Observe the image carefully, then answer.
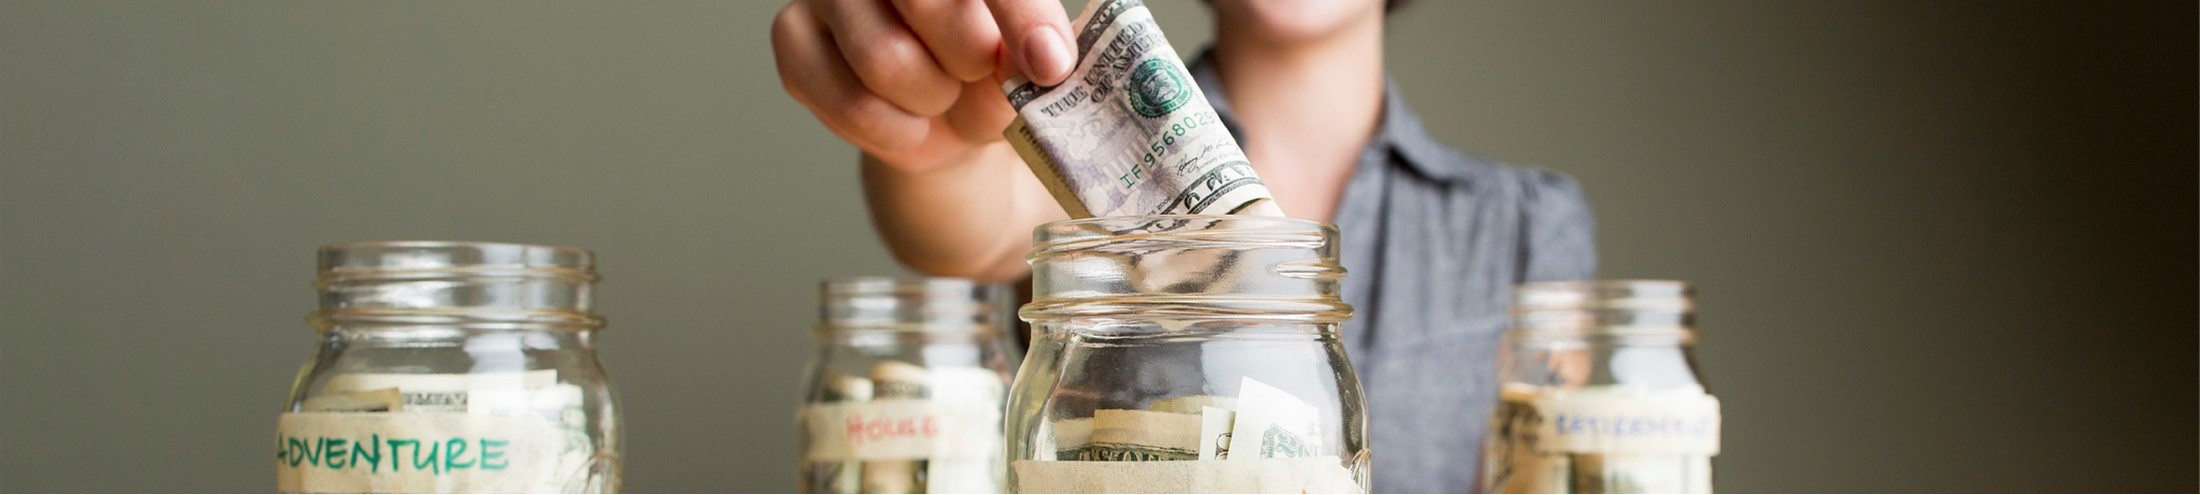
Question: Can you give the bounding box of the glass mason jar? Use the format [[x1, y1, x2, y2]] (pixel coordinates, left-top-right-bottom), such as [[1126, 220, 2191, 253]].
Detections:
[[1005, 215, 1370, 494], [797, 277, 1014, 494], [1482, 280, 1720, 494], [277, 241, 622, 493]]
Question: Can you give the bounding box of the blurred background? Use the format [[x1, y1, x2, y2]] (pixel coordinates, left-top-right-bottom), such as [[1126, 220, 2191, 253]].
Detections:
[[2, 0, 2192, 492]]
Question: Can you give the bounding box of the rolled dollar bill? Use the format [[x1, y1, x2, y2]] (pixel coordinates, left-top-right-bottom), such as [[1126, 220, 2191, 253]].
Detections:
[[827, 372, 877, 401], [1047, 418, 1096, 461], [864, 361, 928, 494], [815, 372, 873, 494], [922, 366, 1007, 494], [1001, 0, 1283, 218], [322, 369, 560, 413], [300, 388, 403, 413], [1147, 394, 1237, 415], [1078, 409, 1203, 462], [1197, 405, 1236, 461]]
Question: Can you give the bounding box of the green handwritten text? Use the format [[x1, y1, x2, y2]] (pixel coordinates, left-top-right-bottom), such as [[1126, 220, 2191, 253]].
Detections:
[[277, 434, 512, 475]]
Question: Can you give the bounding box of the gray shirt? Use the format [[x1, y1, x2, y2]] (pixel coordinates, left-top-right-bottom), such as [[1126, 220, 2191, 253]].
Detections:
[[1192, 53, 1599, 493]]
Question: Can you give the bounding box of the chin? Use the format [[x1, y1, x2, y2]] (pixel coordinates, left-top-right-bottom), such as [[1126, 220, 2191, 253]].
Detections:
[[1213, 0, 1385, 43]]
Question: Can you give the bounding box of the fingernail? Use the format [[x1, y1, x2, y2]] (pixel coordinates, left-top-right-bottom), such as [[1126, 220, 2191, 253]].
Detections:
[[1021, 26, 1072, 83]]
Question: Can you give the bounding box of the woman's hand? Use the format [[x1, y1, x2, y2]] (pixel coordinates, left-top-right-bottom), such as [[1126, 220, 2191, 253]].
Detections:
[[770, 0, 1080, 280], [772, 0, 1076, 173]]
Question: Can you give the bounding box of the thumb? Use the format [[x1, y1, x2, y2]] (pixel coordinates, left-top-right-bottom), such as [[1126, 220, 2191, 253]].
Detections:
[[984, 0, 1075, 86]]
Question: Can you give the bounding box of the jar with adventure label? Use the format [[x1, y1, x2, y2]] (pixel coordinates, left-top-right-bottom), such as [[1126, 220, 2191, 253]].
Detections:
[[277, 241, 621, 493], [797, 277, 1014, 494], [1005, 215, 1370, 494], [1482, 281, 1720, 494]]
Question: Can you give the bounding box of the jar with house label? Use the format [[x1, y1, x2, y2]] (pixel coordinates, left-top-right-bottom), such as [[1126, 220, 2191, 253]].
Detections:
[[1482, 280, 1720, 494], [797, 277, 1014, 494], [1005, 215, 1370, 494], [276, 241, 621, 493]]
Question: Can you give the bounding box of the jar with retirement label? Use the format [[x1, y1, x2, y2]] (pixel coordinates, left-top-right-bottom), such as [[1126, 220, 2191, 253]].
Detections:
[[797, 277, 1014, 494], [1005, 215, 1370, 494], [1482, 281, 1720, 494], [277, 241, 621, 493]]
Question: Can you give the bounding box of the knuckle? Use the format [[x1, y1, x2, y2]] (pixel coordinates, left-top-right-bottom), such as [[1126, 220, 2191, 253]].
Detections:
[[939, 55, 993, 82], [848, 34, 928, 87], [769, 6, 809, 56], [771, 3, 804, 35]]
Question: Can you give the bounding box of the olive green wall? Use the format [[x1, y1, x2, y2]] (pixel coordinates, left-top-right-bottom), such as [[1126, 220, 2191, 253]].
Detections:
[[2, 1, 2191, 492]]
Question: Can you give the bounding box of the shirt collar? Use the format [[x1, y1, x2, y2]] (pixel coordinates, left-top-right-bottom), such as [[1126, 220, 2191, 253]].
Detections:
[[1188, 48, 1478, 184]]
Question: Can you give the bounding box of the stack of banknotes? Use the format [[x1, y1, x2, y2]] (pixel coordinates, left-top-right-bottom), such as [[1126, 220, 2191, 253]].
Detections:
[[1011, 377, 1358, 493]]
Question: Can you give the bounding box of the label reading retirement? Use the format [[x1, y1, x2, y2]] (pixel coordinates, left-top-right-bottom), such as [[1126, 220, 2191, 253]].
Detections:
[[1530, 393, 1722, 455]]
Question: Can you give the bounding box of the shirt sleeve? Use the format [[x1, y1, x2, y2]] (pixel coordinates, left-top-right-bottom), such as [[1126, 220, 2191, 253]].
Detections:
[[1517, 168, 1598, 282]]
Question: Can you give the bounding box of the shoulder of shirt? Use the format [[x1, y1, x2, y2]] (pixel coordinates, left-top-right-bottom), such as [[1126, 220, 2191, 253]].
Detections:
[[1378, 80, 1583, 204], [1188, 48, 1578, 197]]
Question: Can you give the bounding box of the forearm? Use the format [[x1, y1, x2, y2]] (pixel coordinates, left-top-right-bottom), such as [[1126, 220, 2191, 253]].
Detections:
[[860, 143, 1060, 281]]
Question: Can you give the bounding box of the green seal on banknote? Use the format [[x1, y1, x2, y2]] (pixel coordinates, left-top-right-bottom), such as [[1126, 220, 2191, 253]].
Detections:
[[1127, 58, 1193, 118], [1260, 424, 1307, 458]]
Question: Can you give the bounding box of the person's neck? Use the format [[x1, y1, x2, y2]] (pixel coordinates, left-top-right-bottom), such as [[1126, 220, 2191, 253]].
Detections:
[[1212, 16, 1386, 220]]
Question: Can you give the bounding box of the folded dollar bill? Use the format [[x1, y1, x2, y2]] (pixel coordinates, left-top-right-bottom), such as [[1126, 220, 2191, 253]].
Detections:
[[1226, 377, 1317, 461], [1001, 0, 1283, 218], [1080, 409, 1202, 461]]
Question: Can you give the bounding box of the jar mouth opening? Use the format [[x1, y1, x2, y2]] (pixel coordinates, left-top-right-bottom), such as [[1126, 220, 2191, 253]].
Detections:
[[817, 276, 1004, 332], [1506, 327, 1698, 347], [315, 240, 600, 316], [317, 241, 597, 281], [812, 323, 1001, 339], [1025, 215, 1350, 322], [1028, 215, 1337, 260], [1033, 214, 1333, 228], [820, 276, 990, 297], [1512, 279, 1695, 340], [310, 309, 604, 330], [1515, 279, 1692, 311], [1019, 295, 1353, 323]]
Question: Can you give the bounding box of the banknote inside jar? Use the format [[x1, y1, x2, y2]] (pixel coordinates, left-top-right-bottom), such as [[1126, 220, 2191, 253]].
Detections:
[[799, 361, 1008, 494], [1011, 375, 1361, 494], [280, 370, 603, 493]]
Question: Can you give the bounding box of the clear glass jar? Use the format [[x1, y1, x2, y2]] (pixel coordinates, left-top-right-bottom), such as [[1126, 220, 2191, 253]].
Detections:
[[797, 277, 1014, 494], [1005, 215, 1370, 494], [277, 241, 621, 493], [1482, 280, 1720, 494]]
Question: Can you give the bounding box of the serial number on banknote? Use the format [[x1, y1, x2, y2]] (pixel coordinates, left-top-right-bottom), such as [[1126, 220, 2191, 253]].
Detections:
[[1126, 111, 1225, 188]]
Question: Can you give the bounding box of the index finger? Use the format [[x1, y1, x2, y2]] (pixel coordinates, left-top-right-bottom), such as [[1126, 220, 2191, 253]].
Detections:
[[983, 0, 1073, 86], [889, 0, 1002, 83]]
